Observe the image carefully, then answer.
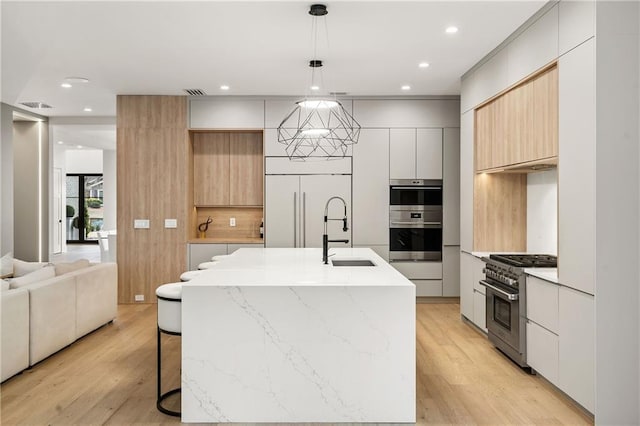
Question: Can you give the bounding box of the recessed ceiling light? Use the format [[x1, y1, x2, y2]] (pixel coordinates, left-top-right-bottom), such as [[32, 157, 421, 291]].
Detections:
[[419, 62, 430, 68], [401, 85, 411, 91], [57, 141, 64, 145], [310, 85, 320, 91], [77, 145, 83, 149], [61, 83, 72, 88], [83, 107, 92, 112], [220, 85, 230, 91], [64, 77, 89, 84], [446, 26, 458, 34]]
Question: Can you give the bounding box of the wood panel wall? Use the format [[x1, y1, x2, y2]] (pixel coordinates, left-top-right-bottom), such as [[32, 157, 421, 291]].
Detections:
[[473, 173, 527, 251], [117, 96, 189, 303]]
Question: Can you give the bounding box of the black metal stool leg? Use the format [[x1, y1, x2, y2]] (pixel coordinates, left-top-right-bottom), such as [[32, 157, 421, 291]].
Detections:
[[156, 326, 181, 417]]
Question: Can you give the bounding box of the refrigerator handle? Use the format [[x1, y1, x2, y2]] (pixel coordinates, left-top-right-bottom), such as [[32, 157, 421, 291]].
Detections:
[[302, 192, 307, 247], [293, 192, 297, 248]]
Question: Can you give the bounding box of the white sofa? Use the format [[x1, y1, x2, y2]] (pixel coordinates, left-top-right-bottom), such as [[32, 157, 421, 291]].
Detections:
[[1, 262, 117, 382]]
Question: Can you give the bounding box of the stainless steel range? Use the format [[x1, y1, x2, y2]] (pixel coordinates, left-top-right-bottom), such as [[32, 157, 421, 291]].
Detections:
[[480, 254, 557, 367]]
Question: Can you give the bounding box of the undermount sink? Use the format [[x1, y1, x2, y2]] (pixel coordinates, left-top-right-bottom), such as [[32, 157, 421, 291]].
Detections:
[[331, 259, 376, 267]]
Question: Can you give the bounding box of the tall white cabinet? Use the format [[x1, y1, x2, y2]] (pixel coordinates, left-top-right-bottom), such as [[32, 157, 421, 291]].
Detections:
[[265, 174, 352, 249], [390, 129, 443, 180], [352, 129, 389, 259]]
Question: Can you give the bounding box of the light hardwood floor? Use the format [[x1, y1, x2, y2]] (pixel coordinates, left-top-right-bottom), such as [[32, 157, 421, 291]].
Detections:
[[0, 302, 593, 425]]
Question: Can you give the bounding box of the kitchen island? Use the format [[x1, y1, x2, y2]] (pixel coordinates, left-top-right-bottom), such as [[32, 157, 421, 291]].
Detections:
[[181, 247, 415, 423]]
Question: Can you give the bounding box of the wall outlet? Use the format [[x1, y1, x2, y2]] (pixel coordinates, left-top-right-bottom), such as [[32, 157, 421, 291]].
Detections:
[[134, 294, 144, 302], [134, 219, 150, 229], [230, 217, 236, 227], [164, 218, 177, 228]]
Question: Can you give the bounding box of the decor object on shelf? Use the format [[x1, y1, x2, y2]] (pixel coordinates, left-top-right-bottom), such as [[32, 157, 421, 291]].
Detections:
[[276, 4, 360, 161], [198, 216, 213, 239]]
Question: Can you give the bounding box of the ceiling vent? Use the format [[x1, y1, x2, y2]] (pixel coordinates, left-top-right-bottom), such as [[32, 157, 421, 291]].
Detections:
[[329, 92, 348, 96], [184, 89, 207, 96], [20, 102, 52, 109]]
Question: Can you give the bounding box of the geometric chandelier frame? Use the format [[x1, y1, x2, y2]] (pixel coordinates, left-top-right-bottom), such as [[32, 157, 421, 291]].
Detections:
[[276, 4, 361, 161]]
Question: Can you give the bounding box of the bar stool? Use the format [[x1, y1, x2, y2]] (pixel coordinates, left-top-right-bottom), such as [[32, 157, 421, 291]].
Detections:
[[180, 270, 204, 282], [156, 282, 182, 417], [197, 260, 219, 270]]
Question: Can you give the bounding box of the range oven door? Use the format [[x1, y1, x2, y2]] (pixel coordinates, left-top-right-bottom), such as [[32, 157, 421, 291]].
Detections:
[[481, 279, 520, 352]]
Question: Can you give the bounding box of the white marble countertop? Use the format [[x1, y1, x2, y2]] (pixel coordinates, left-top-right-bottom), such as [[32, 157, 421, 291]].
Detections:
[[187, 247, 412, 287], [524, 267, 559, 284]]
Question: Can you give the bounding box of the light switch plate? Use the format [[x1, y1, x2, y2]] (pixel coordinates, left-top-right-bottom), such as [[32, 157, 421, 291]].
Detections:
[[230, 217, 236, 227], [134, 294, 144, 302], [134, 219, 150, 229], [165, 219, 177, 228]]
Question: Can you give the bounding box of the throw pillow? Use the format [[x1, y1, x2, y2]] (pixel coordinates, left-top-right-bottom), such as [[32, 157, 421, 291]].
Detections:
[[54, 259, 91, 276], [1, 252, 12, 276], [1, 280, 10, 291], [8, 266, 56, 289], [13, 259, 48, 277]]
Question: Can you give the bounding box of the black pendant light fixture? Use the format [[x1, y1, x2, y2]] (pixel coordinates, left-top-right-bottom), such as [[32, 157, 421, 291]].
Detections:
[[276, 4, 361, 161]]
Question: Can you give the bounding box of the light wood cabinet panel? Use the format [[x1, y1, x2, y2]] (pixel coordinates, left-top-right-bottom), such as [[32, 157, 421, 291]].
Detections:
[[474, 105, 493, 171], [229, 133, 263, 206], [116, 95, 189, 304], [193, 133, 229, 206], [532, 67, 558, 160], [390, 129, 416, 179], [473, 173, 526, 251], [505, 80, 534, 165]]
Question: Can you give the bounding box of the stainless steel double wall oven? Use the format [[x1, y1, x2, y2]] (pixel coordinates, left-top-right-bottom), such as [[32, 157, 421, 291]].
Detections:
[[389, 179, 442, 261]]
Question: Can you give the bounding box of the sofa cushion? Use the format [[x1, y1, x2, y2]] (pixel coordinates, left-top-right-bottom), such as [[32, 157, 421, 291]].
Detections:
[[8, 266, 56, 289], [13, 259, 48, 277], [1, 280, 10, 292], [54, 259, 91, 276]]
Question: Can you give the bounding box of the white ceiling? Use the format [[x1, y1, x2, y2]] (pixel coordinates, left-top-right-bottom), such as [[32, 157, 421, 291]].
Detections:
[[52, 124, 117, 151], [2, 0, 546, 119]]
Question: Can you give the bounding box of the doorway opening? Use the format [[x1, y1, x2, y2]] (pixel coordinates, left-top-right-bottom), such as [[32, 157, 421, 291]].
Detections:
[[66, 174, 103, 244]]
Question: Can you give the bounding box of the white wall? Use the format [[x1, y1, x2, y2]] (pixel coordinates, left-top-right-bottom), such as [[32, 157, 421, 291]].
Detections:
[[65, 149, 103, 174], [1, 104, 13, 256], [102, 150, 116, 230], [52, 144, 67, 254], [526, 170, 557, 255]]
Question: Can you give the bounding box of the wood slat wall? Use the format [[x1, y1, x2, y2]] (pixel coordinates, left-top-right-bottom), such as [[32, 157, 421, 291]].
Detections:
[[117, 95, 189, 303], [473, 173, 527, 251], [193, 132, 230, 206], [229, 132, 264, 206]]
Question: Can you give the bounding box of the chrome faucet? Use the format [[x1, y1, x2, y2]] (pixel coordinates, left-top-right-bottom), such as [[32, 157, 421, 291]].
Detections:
[[323, 196, 349, 264]]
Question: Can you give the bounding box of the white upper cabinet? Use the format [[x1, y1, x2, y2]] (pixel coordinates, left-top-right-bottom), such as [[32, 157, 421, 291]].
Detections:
[[352, 129, 389, 246], [416, 129, 443, 180], [558, 38, 595, 295], [265, 99, 354, 129], [390, 129, 443, 180], [353, 100, 459, 128], [189, 99, 264, 129], [461, 48, 509, 113], [559, 0, 595, 56], [443, 128, 460, 246], [389, 129, 416, 179], [506, 4, 559, 87]]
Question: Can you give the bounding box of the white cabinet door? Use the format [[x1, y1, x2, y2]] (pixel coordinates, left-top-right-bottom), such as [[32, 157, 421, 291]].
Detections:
[[459, 112, 474, 252], [443, 128, 460, 246], [389, 129, 416, 179], [473, 289, 487, 331], [190, 99, 264, 129], [228, 243, 264, 254], [416, 129, 443, 180], [526, 276, 559, 333], [558, 0, 594, 56], [526, 320, 559, 386], [559, 286, 594, 413], [300, 175, 352, 248], [558, 38, 595, 295], [265, 175, 300, 248], [460, 252, 474, 320], [188, 244, 228, 270], [352, 129, 389, 246], [442, 246, 460, 297], [414, 280, 442, 297]]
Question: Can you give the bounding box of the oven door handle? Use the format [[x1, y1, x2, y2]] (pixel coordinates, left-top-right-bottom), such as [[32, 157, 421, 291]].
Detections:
[[479, 280, 519, 301], [390, 186, 441, 190], [390, 221, 442, 226]]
